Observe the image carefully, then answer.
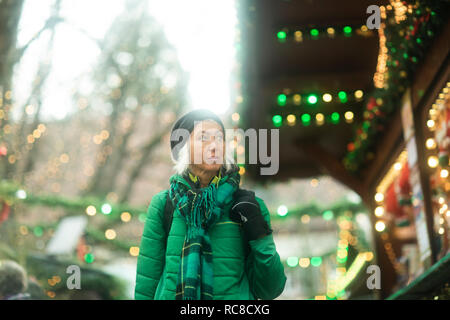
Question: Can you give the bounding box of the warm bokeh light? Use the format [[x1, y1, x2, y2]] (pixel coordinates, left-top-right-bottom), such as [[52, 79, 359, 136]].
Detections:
[[374, 192, 384, 202], [86, 205, 97, 216], [427, 156, 438, 168], [375, 221, 386, 232], [105, 229, 117, 240], [322, 93, 332, 102]]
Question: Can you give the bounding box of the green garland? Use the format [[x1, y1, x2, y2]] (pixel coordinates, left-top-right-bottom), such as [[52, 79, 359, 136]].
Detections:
[[0, 179, 148, 223], [276, 23, 376, 43], [17, 221, 138, 254], [343, 0, 449, 173], [270, 198, 366, 221]]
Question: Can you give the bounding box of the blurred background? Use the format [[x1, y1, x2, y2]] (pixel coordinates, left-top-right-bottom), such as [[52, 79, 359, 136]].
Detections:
[[0, 0, 449, 300]]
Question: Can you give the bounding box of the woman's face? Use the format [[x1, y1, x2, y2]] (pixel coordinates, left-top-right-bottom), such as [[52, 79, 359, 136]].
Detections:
[[189, 120, 225, 173]]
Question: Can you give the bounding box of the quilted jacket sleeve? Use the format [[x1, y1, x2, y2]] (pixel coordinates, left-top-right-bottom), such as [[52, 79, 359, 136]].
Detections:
[[245, 197, 287, 300], [134, 190, 168, 300]]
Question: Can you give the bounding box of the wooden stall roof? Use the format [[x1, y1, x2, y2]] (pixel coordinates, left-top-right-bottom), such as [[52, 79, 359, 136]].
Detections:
[[239, 0, 388, 187]]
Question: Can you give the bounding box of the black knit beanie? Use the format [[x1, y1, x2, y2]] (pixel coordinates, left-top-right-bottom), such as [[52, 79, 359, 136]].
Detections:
[[170, 109, 225, 161]]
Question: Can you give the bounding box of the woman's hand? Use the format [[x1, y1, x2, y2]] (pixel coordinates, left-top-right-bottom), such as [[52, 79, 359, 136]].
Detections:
[[230, 189, 272, 241]]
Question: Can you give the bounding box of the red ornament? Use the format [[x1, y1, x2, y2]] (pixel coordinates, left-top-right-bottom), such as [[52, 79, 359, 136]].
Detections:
[[0, 201, 11, 226], [347, 143, 355, 152], [76, 236, 89, 262], [385, 183, 402, 217], [367, 97, 377, 111], [396, 163, 412, 204], [0, 145, 7, 157]]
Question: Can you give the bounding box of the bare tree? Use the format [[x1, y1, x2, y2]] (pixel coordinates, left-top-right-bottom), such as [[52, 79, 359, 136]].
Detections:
[[15, 1, 62, 184], [79, 0, 188, 200], [0, 0, 63, 180]]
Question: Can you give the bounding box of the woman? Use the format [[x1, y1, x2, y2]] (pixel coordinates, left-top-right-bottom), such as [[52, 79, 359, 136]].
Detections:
[[135, 109, 286, 300]]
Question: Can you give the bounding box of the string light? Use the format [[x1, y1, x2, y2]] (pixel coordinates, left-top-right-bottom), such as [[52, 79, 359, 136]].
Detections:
[[294, 31, 303, 42], [16, 189, 27, 199], [101, 203, 112, 215], [299, 258, 310, 268], [425, 138, 436, 149], [121, 211, 131, 222], [301, 113, 311, 125], [338, 91, 347, 103], [374, 193, 384, 202], [301, 214, 310, 224], [343, 26, 352, 36], [374, 7, 388, 88], [375, 220, 386, 232], [277, 205, 288, 217], [354, 90, 364, 99], [316, 113, 325, 126], [105, 229, 117, 240], [287, 256, 299, 267], [310, 257, 322, 267], [307, 94, 318, 105], [322, 93, 332, 102], [277, 94, 287, 106], [86, 205, 97, 216], [331, 112, 340, 123], [275, 90, 364, 106], [84, 253, 95, 264], [272, 115, 282, 127], [374, 206, 384, 217], [365, 252, 374, 261], [286, 114, 296, 126], [129, 246, 139, 256], [323, 210, 334, 221], [344, 111, 354, 123], [277, 24, 374, 43], [427, 156, 438, 168], [277, 30, 287, 41], [390, 0, 408, 23], [310, 29, 319, 37]]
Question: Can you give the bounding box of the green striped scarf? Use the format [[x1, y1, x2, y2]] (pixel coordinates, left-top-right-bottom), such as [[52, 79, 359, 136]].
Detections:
[[169, 166, 240, 300]]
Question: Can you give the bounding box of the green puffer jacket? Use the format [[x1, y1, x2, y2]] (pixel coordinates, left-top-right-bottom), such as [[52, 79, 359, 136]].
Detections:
[[134, 187, 287, 300]]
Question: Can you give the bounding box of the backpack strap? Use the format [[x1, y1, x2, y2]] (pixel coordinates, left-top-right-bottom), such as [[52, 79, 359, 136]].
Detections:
[[162, 191, 174, 238]]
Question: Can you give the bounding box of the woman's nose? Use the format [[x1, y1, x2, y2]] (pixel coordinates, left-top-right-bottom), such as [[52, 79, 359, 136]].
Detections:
[[207, 141, 217, 152]]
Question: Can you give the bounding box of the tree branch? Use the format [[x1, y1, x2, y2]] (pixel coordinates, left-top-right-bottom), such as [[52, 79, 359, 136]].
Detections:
[[15, 16, 65, 63]]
